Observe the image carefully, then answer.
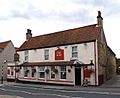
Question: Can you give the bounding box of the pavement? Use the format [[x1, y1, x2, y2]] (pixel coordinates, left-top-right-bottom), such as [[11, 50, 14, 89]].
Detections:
[[0, 95, 22, 98], [100, 75, 120, 88], [0, 75, 120, 98]]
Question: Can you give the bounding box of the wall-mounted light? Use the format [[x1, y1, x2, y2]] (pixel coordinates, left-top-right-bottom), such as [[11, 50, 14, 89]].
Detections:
[[84, 43, 88, 46], [90, 60, 94, 66], [57, 46, 60, 49]]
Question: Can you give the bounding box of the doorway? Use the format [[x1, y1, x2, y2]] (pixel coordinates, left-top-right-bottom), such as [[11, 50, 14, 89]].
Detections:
[[75, 67, 81, 85]]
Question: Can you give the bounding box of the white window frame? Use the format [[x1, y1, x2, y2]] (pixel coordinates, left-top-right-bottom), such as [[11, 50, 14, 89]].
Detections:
[[31, 67, 36, 77], [72, 46, 78, 59], [44, 49, 49, 60], [39, 66, 45, 78], [24, 67, 28, 77], [10, 67, 14, 76], [51, 66, 55, 79], [24, 50, 29, 62], [60, 66, 67, 79]]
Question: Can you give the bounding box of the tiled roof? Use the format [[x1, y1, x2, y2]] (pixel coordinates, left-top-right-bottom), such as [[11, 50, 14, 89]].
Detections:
[[0, 40, 11, 49], [18, 24, 101, 51]]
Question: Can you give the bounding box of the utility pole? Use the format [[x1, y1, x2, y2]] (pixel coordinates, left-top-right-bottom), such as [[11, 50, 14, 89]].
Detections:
[[14, 53, 19, 82], [1, 64, 3, 84], [1, 60, 7, 84]]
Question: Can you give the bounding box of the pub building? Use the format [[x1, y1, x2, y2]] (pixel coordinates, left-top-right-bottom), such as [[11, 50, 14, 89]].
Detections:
[[7, 11, 116, 86]]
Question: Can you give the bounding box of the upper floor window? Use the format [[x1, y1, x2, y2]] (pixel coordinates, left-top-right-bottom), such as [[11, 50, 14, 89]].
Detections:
[[72, 46, 78, 58], [24, 50, 29, 62], [44, 49, 49, 60]]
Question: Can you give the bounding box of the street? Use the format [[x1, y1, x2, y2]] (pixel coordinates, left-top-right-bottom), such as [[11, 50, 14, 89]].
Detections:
[[0, 83, 120, 98]]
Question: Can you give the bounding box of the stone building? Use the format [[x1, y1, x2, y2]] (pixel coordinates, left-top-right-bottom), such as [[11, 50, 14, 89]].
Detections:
[[0, 40, 15, 81]]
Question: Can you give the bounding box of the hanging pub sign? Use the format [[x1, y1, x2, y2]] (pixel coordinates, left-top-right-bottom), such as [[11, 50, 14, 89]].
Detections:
[[55, 48, 64, 60], [14, 52, 19, 62]]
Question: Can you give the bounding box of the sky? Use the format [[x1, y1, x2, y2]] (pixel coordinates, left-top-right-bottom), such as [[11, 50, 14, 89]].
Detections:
[[0, 0, 120, 58]]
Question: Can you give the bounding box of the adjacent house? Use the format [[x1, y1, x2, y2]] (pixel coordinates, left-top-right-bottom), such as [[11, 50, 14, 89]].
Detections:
[[7, 11, 116, 86], [0, 40, 15, 81], [116, 58, 120, 74]]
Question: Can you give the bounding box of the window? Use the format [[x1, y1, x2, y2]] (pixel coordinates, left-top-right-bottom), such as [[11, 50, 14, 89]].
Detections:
[[24, 50, 29, 62], [31, 67, 36, 77], [51, 66, 55, 79], [44, 49, 49, 60], [39, 66, 45, 78], [72, 46, 78, 58], [24, 67, 29, 77], [60, 66, 66, 79], [11, 67, 14, 76]]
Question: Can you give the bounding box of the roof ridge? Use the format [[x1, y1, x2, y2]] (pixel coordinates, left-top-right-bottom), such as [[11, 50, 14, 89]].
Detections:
[[0, 40, 11, 44], [18, 23, 99, 51], [31, 24, 97, 39], [0, 40, 11, 49]]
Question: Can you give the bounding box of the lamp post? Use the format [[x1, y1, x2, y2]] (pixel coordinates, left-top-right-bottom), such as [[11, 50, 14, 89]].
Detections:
[[1, 64, 3, 84], [14, 53, 19, 82], [1, 60, 7, 84]]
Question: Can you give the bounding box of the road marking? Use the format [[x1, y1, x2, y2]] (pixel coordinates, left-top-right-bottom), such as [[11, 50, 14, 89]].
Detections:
[[0, 88, 72, 98], [2, 85, 120, 96]]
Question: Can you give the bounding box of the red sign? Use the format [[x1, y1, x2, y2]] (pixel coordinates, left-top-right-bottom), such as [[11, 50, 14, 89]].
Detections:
[[83, 67, 91, 78], [55, 49, 64, 60]]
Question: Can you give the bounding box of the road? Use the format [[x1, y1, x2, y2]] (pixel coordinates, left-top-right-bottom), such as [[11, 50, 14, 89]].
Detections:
[[0, 84, 120, 98]]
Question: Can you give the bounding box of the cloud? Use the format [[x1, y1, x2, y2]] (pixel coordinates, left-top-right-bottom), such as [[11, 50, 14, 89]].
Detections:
[[0, 0, 120, 57]]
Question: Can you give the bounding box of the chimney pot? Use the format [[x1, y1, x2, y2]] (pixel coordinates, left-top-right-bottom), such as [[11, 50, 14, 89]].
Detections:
[[26, 29, 32, 40], [97, 11, 103, 28]]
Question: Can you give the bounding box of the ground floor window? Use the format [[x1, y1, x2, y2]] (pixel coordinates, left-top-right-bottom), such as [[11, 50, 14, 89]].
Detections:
[[11, 67, 14, 76], [31, 67, 36, 77], [24, 67, 29, 77], [39, 66, 45, 78], [60, 66, 66, 79], [51, 66, 55, 79]]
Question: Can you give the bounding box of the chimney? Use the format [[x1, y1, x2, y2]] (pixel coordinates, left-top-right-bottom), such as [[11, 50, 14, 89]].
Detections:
[[26, 29, 32, 40], [97, 11, 103, 28]]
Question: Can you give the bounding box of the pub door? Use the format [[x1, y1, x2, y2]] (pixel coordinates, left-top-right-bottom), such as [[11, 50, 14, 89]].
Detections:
[[75, 67, 81, 85]]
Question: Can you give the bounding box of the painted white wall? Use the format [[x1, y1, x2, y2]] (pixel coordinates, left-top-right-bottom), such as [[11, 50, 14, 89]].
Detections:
[[18, 42, 95, 64], [17, 41, 97, 85]]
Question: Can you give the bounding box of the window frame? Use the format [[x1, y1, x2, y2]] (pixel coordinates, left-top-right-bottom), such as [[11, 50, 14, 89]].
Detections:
[[50, 66, 55, 79], [60, 66, 67, 79], [24, 67, 29, 77], [31, 67, 36, 77], [24, 50, 29, 62], [10, 67, 14, 76], [39, 66, 45, 78], [44, 49, 49, 60], [72, 46, 78, 58]]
